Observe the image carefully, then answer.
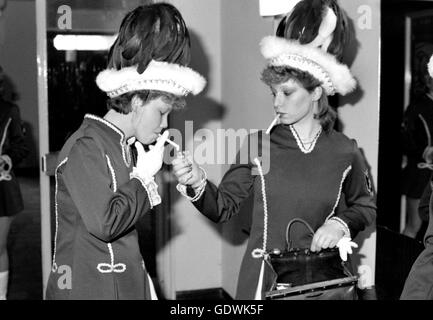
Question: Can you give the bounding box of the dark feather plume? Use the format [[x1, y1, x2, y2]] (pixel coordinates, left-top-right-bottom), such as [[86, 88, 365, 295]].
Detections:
[[277, 0, 323, 45], [276, 0, 350, 60], [326, 0, 349, 60], [108, 2, 191, 73]]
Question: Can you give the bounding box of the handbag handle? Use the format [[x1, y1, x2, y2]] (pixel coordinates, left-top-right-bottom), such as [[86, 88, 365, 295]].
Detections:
[[285, 218, 315, 250]]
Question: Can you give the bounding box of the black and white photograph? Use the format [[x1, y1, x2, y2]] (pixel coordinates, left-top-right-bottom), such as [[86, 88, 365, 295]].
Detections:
[[0, 0, 431, 312]]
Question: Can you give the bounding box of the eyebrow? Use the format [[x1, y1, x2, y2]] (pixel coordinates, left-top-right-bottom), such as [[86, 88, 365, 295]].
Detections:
[[272, 86, 295, 93], [279, 85, 295, 91]]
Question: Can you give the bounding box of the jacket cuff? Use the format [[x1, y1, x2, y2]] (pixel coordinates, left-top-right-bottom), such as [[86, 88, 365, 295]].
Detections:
[[130, 173, 161, 208], [176, 167, 207, 202], [326, 216, 351, 238]]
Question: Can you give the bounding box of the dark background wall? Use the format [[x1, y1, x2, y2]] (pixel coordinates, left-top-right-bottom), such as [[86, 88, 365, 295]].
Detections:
[[378, 0, 433, 231]]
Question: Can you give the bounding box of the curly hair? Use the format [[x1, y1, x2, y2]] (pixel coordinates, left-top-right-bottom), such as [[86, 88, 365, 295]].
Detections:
[[107, 90, 186, 114], [261, 66, 336, 132]]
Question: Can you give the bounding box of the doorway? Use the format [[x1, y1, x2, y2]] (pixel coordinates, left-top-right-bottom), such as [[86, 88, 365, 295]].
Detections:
[[376, 0, 433, 299]]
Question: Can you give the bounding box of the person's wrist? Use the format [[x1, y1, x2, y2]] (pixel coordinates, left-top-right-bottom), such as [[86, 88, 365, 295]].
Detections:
[[176, 167, 207, 202], [131, 167, 154, 183], [130, 172, 161, 208], [326, 217, 350, 238], [191, 167, 206, 189]]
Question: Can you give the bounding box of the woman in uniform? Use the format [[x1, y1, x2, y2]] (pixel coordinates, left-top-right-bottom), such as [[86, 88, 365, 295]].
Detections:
[[0, 65, 29, 300], [45, 3, 205, 300], [172, 0, 376, 299]]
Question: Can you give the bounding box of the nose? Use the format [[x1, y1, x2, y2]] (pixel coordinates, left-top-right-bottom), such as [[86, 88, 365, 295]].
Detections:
[[160, 114, 168, 129], [273, 92, 283, 110]]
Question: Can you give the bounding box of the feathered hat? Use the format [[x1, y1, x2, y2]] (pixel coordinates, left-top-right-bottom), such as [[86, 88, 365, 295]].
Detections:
[[96, 3, 206, 98], [260, 0, 356, 96]]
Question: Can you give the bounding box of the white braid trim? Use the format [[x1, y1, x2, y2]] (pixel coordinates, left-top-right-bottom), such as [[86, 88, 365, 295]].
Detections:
[[105, 155, 117, 192], [176, 167, 207, 202], [417, 114, 433, 170], [252, 158, 269, 301], [97, 243, 126, 274], [252, 158, 269, 259], [0, 117, 11, 153], [0, 155, 11, 167], [324, 165, 352, 238], [429, 55, 433, 78], [418, 114, 432, 147], [0, 117, 12, 182], [290, 125, 322, 154], [274, 54, 334, 95], [417, 162, 433, 170], [326, 165, 352, 221], [96, 60, 206, 98], [327, 216, 351, 238], [52, 157, 68, 273], [260, 36, 356, 96], [85, 114, 131, 167], [0, 155, 12, 181]]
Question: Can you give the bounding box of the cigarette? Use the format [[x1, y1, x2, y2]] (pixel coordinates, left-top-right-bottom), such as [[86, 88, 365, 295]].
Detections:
[[159, 134, 180, 151], [265, 114, 280, 135]]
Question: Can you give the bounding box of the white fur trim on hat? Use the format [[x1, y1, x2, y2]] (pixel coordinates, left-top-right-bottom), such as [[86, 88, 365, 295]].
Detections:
[[96, 60, 206, 98], [428, 55, 433, 78], [260, 36, 356, 96]]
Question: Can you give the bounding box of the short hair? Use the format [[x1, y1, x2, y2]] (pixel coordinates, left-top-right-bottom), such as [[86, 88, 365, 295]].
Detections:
[[107, 90, 186, 114], [261, 66, 337, 132]]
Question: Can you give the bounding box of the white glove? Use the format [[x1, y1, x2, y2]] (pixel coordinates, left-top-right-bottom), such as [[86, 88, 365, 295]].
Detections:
[[133, 131, 169, 181], [336, 237, 358, 262]]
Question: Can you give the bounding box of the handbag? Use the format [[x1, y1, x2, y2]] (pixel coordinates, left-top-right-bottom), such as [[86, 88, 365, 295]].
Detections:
[[264, 218, 358, 300]]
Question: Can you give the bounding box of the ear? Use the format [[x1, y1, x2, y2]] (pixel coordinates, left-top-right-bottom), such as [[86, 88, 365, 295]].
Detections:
[[131, 95, 142, 113], [312, 86, 323, 102]]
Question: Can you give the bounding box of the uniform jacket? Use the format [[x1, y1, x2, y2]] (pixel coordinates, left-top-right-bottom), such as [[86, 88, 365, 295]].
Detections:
[[192, 124, 377, 299], [45, 114, 156, 300]]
